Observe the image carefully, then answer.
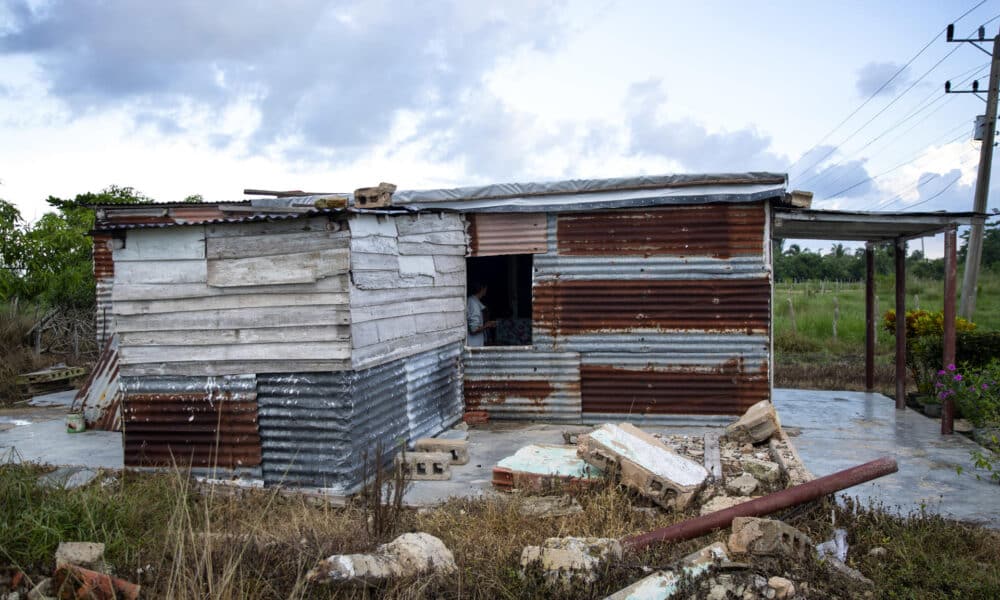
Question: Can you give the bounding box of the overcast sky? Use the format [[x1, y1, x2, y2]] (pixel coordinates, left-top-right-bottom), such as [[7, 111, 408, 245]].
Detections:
[[1, 1, 998, 255]]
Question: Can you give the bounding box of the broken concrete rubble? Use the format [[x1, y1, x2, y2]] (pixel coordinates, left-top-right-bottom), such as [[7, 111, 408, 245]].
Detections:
[[728, 517, 813, 558], [699, 495, 748, 516], [521, 537, 622, 586], [725, 400, 781, 444], [740, 457, 781, 484], [767, 576, 796, 599], [413, 437, 469, 465], [307, 532, 456, 586], [578, 423, 708, 510], [725, 473, 760, 496], [54, 542, 106, 571], [53, 564, 140, 600], [604, 542, 730, 600]]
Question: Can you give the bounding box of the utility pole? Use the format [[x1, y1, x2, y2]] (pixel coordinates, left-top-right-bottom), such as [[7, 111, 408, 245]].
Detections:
[[946, 24, 1000, 319]]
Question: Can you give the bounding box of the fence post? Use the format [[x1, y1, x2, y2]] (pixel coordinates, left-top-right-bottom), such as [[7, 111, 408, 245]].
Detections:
[[832, 296, 839, 341], [787, 297, 797, 333]]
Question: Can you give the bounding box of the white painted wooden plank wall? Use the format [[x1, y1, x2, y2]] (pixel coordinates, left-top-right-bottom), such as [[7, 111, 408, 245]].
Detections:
[[349, 213, 468, 370]]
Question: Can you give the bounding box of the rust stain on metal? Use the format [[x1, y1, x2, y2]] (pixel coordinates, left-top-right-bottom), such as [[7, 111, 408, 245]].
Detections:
[[534, 278, 770, 334], [123, 392, 261, 468], [557, 202, 765, 258], [92, 234, 115, 279], [467, 212, 547, 257], [464, 379, 556, 407], [580, 358, 769, 415], [74, 336, 122, 431]]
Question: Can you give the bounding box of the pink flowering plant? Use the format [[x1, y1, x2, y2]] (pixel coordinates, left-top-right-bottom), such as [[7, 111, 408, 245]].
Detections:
[[935, 360, 1000, 428]]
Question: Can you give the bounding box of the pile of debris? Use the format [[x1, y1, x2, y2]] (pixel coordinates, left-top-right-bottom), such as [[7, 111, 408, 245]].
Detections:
[[2, 542, 141, 600], [302, 400, 896, 597]]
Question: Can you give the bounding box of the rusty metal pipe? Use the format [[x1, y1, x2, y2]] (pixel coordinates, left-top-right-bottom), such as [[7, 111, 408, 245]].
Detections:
[[623, 456, 898, 551]]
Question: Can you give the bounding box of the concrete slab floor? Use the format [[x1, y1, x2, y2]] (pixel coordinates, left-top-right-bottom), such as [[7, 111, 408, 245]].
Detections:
[[2, 391, 997, 529], [0, 406, 123, 469], [773, 388, 1000, 528]]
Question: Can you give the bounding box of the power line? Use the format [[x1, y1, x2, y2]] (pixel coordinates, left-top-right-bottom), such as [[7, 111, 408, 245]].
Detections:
[[799, 61, 988, 190], [787, 1, 987, 175], [788, 3, 991, 177], [875, 144, 978, 210]]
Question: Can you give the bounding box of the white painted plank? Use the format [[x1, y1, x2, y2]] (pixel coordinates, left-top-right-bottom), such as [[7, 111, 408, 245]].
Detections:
[[206, 230, 349, 260], [206, 216, 336, 237], [397, 231, 466, 245], [114, 292, 350, 315], [112, 275, 349, 301], [351, 252, 399, 271], [395, 213, 464, 236], [352, 271, 434, 290], [119, 325, 350, 346], [115, 259, 207, 284], [207, 248, 348, 287], [433, 255, 466, 274], [433, 271, 466, 287], [414, 311, 465, 334], [351, 322, 380, 348], [121, 341, 351, 363], [121, 358, 353, 377], [116, 227, 206, 261], [375, 316, 418, 342], [399, 255, 435, 277], [350, 235, 398, 255], [351, 297, 464, 323], [398, 241, 466, 256], [351, 330, 465, 370], [349, 214, 398, 237], [115, 306, 350, 332], [349, 285, 464, 306]]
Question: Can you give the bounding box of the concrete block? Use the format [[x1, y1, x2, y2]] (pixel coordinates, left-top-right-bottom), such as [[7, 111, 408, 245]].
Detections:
[[768, 430, 814, 486], [493, 444, 603, 493], [605, 543, 728, 599], [699, 495, 747, 516], [520, 537, 622, 586], [725, 473, 759, 496], [55, 541, 105, 570], [577, 423, 708, 510], [413, 438, 469, 465], [725, 400, 781, 444], [307, 532, 456, 585], [728, 517, 813, 558], [394, 451, 452, 480], [740, 457, 781, 484]]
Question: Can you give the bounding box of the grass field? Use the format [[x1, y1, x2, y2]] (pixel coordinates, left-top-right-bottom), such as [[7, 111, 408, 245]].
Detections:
[[773, 268, 1000, 392]]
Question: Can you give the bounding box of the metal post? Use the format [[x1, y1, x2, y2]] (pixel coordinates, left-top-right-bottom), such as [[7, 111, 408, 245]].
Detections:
[[865, 244, 876, 392], [960, 33, 1000, 319], [623, 456, 899, 551], [943, 229, 958, 434], [895, 238, 907, 409]]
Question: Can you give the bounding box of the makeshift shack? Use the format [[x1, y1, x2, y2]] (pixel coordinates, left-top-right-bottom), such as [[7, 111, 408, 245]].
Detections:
[[82, 172, 802, 491]]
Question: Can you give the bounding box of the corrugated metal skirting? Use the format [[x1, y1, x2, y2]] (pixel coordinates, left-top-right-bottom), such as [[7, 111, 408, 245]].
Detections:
[[93, 234, 115, 346], [257, 342, 462, 492], [74, 335, 122, 431], [121, 374, 261, 472], [464, 348, 581, 421]]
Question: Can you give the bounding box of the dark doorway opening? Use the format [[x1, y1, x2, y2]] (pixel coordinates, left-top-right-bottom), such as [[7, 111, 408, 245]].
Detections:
[[466, 255, 533, 346]]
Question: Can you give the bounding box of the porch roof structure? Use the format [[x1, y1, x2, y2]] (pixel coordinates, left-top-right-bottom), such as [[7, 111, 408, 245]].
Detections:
[[772, 207, 990, 435]]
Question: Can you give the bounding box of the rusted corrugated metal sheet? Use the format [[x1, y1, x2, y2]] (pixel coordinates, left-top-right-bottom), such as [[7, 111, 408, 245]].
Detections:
[[580, 358, 769, 415], [93, 234, 115, 346], [463, 349, 581, 421], [467, 213, 547, 256], [257, 343, 463, 492], [74, 335, 122, 431], [534, 278, 770, 335], [122, 375, 261, 471], [556, 203, 765, 257]]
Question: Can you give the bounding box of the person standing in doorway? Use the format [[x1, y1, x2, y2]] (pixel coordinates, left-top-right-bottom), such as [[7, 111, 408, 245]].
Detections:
[[467, 281, 495, 346]]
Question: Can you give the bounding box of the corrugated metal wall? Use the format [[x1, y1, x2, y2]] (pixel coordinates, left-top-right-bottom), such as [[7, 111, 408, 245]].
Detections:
[[121, 374, 261, 472], [464, 202, 771, 419], [93, 234, 115, 346], [467, 213, 547, 256], [257, 342, 462, 492], [538, 203, 771, 416]]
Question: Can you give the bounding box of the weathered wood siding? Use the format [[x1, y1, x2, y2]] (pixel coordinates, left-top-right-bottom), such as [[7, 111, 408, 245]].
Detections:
[[113, 217, 352, 376], [349, 213, 467, 369]]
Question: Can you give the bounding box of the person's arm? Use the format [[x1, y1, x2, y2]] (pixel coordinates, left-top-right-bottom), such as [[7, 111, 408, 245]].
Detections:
[[467, 298, 484, 334]]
